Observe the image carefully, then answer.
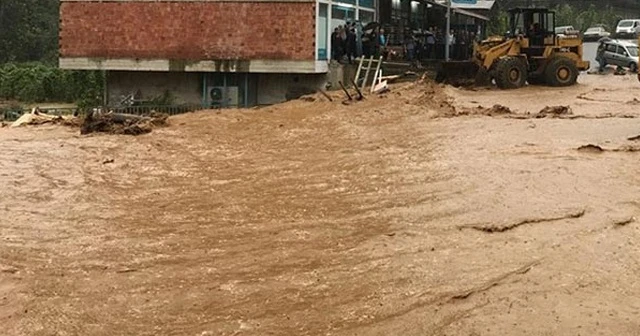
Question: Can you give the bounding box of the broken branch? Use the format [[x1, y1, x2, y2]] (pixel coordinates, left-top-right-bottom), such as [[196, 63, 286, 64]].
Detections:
[[449, 260, 540, 302], [459, 209, 586, 233]]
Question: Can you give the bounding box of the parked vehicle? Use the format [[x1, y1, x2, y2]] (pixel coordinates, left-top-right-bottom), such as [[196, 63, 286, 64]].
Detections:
[[583, 26, 611, 41], [615, 19, 640, 39], [596, 39, 639, 72], [555, 25, 579, 38]]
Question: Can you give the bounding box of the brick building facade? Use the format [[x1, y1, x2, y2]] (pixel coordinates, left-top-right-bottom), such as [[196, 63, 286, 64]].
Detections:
[[59, 0, 377, 107], [60, 2, 316, 61]]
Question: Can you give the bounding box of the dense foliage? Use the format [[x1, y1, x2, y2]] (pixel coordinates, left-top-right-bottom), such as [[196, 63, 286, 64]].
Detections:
[[0, 0, 58, 64], [553, 4, 621, 31], [0, 0, 103, 107], [0, 63, 104, 107], [487, 0, 640, 36]]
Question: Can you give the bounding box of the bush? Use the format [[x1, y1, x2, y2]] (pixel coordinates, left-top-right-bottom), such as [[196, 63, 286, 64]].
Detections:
[[0, 62, 103, 107]]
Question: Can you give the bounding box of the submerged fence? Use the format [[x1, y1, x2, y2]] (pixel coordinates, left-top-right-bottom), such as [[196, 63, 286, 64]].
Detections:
[[1, 104, 204, 122]]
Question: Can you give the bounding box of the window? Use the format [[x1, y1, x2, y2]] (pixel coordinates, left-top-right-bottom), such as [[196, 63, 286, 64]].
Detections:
[[545, 13, 554, 34], [359, 10, 375, 25], [606, 44, 617, 52], [619, 20, 633, 28], [512, 12, 524, 34], [628, 46, 638, 57], [332, 5, 356, 22], [318, 0, 377, 60], [616, 46, 629, 56], [360, 0, 375, 9], [317, 3, 328, 60]]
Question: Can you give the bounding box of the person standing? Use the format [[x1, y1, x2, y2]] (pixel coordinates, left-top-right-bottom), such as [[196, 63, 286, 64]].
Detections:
[[405, 35, 416, 65], [340, 25, 348, 61], [362, 26, 376, 58], [331, 27, 341, 61], [448, 29, 456, 60], [377, 28, 387, 59], [459, 30, 468, 60], [426, 28, 436, 59], [346, 24, 357, 64], [596, 40, 607, 73]]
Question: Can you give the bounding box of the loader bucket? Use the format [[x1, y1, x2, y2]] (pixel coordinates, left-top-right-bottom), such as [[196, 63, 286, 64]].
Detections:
[[435, 61, 490, 87]]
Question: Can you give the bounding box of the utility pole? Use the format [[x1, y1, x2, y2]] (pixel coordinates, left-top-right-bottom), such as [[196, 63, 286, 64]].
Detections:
[[445, 0, 451, 61]]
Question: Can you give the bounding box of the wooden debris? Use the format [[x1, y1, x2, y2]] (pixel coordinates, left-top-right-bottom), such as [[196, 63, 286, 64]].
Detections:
[[81, 111, 168, 136]]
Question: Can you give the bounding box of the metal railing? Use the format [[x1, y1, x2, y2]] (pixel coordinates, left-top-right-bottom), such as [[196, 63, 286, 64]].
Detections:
[[2, 109, 22, 122], [2, 104, 205, 122], [104, 104, 203, 116]]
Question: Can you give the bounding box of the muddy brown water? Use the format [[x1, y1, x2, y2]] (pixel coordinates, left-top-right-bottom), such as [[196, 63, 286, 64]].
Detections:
[[1, 75, 640, 335]]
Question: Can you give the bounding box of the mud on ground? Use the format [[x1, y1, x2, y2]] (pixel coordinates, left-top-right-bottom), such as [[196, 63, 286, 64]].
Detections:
[[1, 74, 640, 335]]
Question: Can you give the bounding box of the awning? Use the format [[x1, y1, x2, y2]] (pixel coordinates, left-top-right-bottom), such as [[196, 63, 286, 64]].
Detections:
[[452, 0, 495, 10], [426, 1, 490, 21], [453, 7, 489, 21], [432, 0, 495, 10], [426, 0, 447, 9]]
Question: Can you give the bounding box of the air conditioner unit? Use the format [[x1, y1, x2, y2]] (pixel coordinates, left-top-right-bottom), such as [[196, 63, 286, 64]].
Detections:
[[207, 86, 239, 107]]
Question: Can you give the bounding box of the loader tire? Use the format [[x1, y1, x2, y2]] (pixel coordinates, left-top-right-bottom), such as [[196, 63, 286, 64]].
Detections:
[[545, 57, 578, 87], [494, 57, 527, 89]]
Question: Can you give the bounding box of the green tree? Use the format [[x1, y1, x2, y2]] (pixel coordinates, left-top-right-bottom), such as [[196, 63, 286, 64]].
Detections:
[[0, 63, 104, 105], [0, 0, 58, 64], [0, 0, 105, 107], [553, 4, 575, 27], [487, 11, 510, 36]]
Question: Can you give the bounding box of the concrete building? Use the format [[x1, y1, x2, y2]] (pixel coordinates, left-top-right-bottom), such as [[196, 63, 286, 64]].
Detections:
[[59, 0, 493, 107], [59, 0, 377, 107]]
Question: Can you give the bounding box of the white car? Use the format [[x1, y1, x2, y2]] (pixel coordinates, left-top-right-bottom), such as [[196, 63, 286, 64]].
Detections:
[[583, 27, 611, 41], [615, 19, 640, 38], [555, 25, 579, 38]]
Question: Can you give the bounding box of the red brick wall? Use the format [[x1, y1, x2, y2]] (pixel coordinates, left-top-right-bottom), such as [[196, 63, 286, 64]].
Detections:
[[60, 2, 316, 61]]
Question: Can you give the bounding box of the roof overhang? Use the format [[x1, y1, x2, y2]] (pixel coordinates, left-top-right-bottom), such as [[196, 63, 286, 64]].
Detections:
[[432, 0, 495, 10], [453, 7, 489, 21], [453, 0, 495, 10], [428, 1, 491, 21]]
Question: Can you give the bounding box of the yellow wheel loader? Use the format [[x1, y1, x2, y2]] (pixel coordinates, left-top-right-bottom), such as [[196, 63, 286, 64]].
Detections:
[[436, 7, 590, 89]]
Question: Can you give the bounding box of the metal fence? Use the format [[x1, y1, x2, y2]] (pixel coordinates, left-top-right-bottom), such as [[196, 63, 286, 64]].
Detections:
[[104, 104, 203, 116], [1, 104, 204, 122], [2, 109, 23, 121]]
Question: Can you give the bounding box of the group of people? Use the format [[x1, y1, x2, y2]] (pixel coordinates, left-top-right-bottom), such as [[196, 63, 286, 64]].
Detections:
[[403, 27, 479, 64], [331, 23, 388, 63], [331, 23, 480, 64], [331, 23, 358, 63]]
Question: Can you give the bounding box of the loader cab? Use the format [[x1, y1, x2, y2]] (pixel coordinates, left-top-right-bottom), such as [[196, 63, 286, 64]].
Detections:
[[509, 8, 556, 49]]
